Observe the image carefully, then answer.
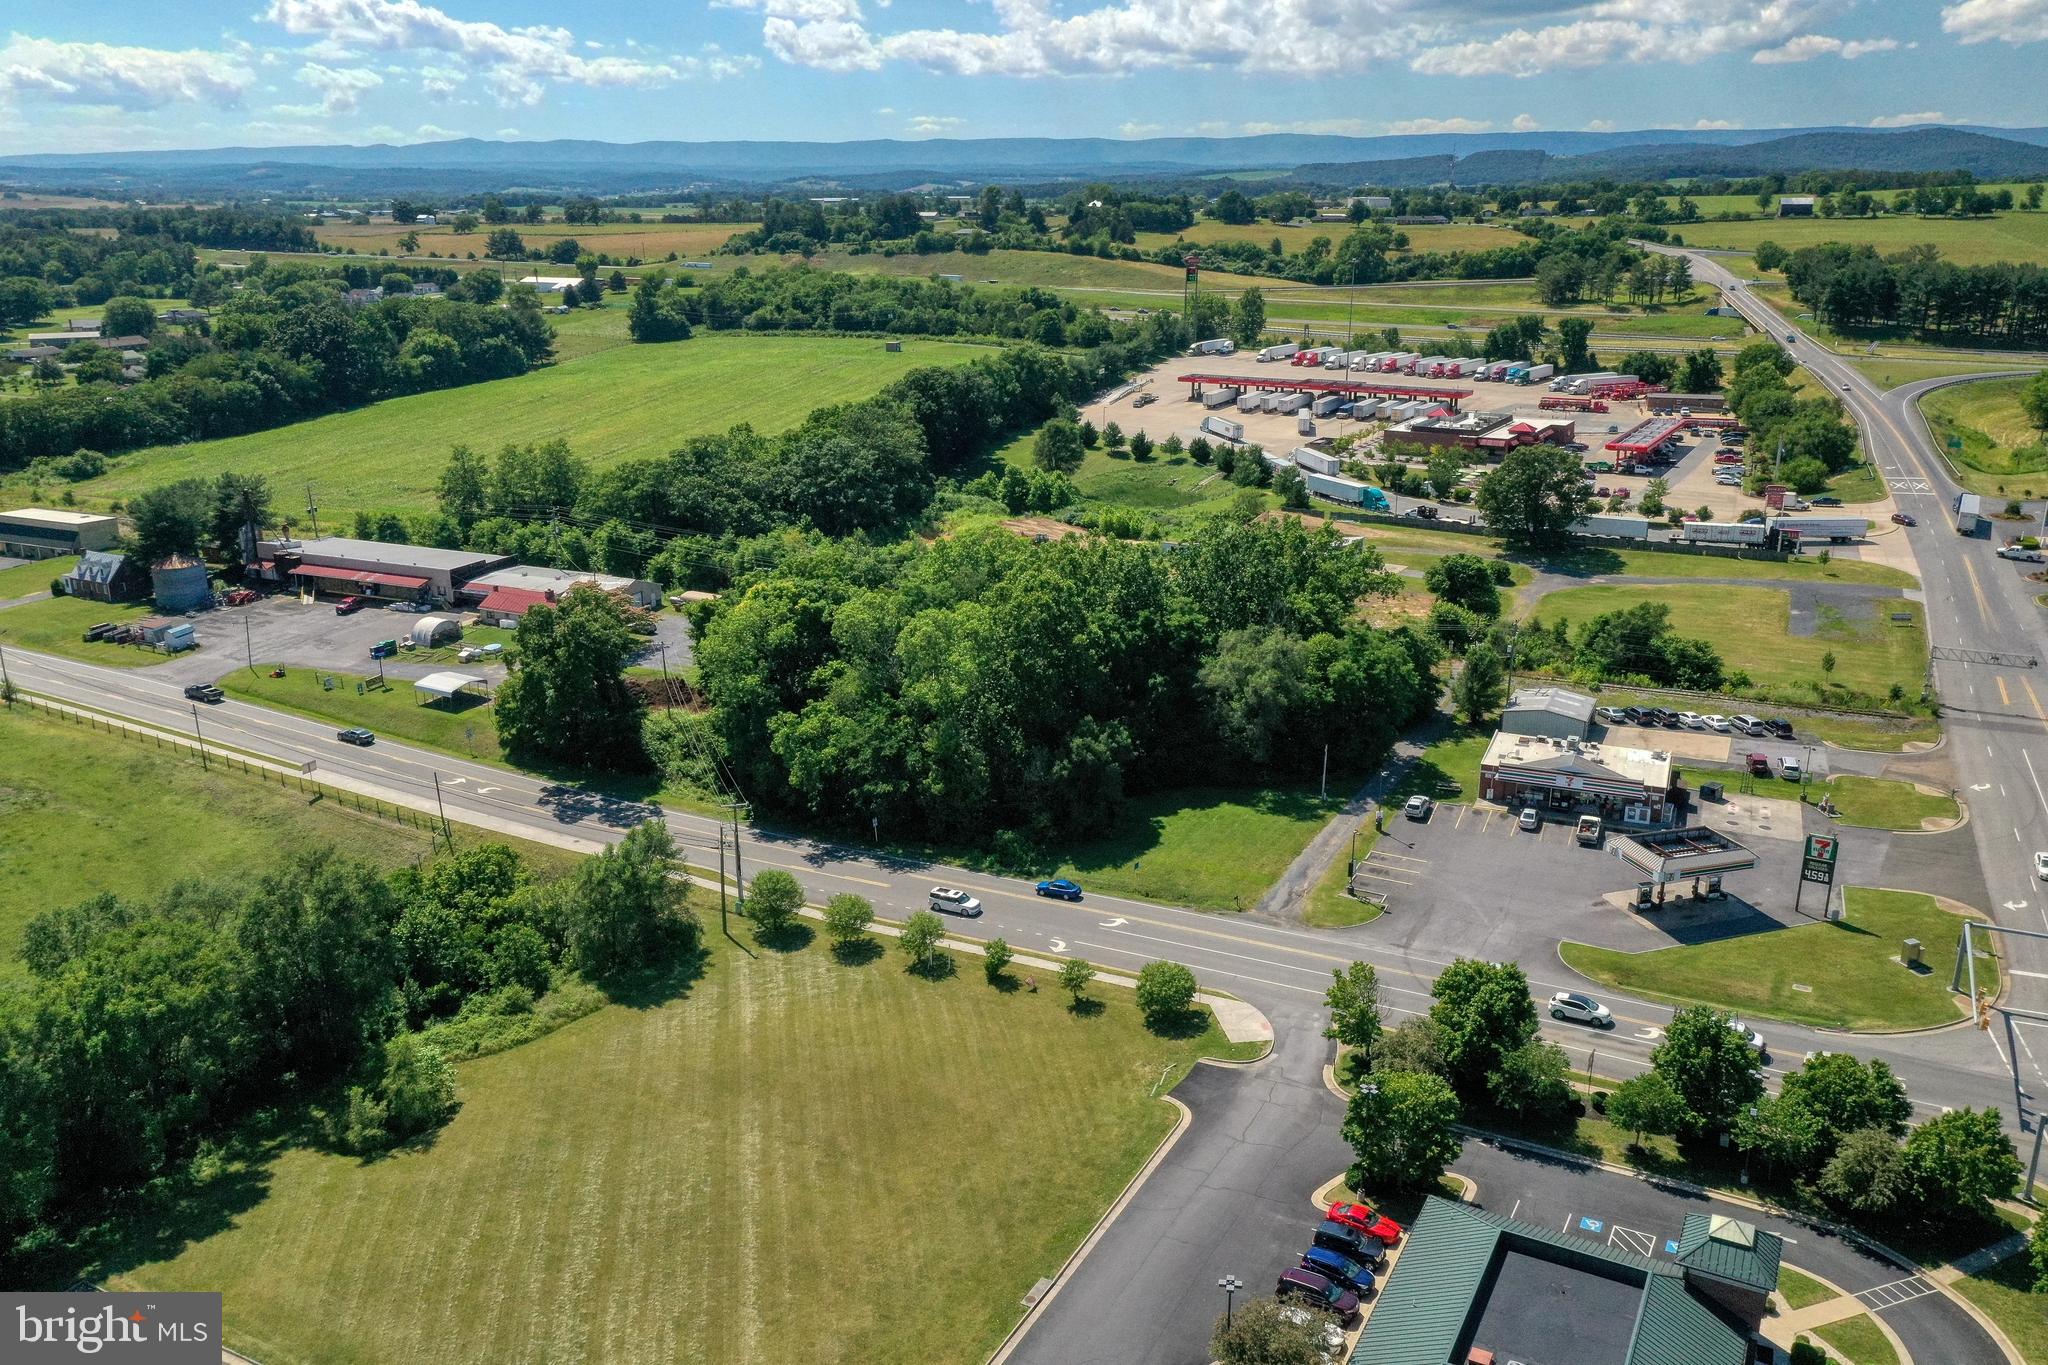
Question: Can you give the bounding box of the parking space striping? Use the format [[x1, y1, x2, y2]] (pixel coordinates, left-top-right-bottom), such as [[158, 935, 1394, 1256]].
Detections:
[[1608, 1226, 1657, 1257], [1856, 1276, 1938, 1311]]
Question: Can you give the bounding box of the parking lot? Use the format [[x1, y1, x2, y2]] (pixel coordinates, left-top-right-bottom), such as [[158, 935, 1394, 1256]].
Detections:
[[61, 588, 693, 688], [1366, 792, 1891, 965]]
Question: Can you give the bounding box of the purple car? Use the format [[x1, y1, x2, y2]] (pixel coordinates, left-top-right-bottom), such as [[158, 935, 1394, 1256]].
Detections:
[[1276, 1267, 1360, 1324]]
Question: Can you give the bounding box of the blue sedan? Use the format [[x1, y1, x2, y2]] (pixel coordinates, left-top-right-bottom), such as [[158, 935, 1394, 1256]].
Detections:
[[1036, 878, 1083, 901]]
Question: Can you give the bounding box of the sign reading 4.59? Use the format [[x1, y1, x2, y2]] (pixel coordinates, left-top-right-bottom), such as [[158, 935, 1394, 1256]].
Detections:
[[1800, 833, 1839, 886]]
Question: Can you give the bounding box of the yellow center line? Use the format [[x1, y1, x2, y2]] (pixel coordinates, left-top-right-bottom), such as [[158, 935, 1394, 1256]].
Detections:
[[1958, 555, 1995, 628], [1998, 675, 2014, 708], [2022, 675, 2047, 723]]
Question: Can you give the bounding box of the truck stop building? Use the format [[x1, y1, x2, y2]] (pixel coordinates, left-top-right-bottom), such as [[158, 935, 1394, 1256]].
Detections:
[[254, 536, 513, 606], [1480, 732, 1674, 824], [1351, 1197, 1774, 1365], [1388, 411, 1575, 456], [1, 507, 121, 560]]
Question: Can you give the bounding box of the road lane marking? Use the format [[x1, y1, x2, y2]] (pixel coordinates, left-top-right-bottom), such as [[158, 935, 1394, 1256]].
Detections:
[[1959, 553, 1996, 626], [2023, 675, 2047, 722], [1998, 676, 2013, 708]]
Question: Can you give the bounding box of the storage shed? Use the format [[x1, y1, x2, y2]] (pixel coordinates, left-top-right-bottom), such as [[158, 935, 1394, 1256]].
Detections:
[[1501, 686, 1595, 740], [409, 616, 462, 647]]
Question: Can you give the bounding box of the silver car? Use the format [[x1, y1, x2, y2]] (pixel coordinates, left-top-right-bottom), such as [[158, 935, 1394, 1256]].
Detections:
[[1549, 992, 1613, 1028], [927, 886, 983, 917]]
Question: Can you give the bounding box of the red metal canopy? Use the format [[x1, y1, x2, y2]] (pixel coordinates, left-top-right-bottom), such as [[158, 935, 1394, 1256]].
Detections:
[[288, 565, 429, 590]]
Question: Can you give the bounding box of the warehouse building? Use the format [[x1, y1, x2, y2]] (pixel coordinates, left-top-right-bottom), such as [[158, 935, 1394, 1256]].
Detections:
[[1480, 731, 1674, 824], [254, 536, 513, 606], [1499, 686, 1595, 741], [1352, 1198, 1775, 1365], [1777, 195, 1817, 217], [1, 507, 121, 559], [459, 565, 661, 613]]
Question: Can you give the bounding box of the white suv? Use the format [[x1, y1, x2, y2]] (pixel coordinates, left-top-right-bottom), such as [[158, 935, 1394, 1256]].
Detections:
[[928, 886, 983, 917]]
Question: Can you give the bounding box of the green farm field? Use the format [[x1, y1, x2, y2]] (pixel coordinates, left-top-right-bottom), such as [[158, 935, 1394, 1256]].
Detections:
[[112, 937, 1255, 1365], [41, 334, 997, 521], [1527, 583, 1926, 697], [1676, 212, 2048, 267], [1133, 219, 1516, 257], [1919, 376, 2048, 494], [313, 219, 743, 261]]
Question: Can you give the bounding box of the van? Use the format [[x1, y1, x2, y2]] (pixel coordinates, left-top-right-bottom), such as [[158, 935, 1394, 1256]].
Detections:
[[1732, 714, 1765, 735]]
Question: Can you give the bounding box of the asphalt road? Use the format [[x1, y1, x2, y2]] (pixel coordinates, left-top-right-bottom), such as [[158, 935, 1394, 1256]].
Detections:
[[1668, 247, 2048, 1128]]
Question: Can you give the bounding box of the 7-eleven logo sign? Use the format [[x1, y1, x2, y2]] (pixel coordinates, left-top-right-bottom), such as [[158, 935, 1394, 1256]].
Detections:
[[1804, 834, 1838, 864]]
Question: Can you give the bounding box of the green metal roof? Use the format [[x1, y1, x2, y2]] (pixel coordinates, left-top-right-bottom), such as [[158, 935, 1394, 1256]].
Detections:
[[1675, 1212, 1784, 1294], [1347, 1197, 1502, 1365], [1629, 1272, 1754, 1365], [1351, 1198, 1762, 1365]]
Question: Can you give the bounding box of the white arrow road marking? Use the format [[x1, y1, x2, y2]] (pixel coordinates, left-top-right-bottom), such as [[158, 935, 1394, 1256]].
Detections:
[[1100, 918, 1129, 928], [477, 786, 499, 794], [1048, 938, 1068, 953], [1972, 784, 1992, 792], [1635, 1028, 1664, 1042], [2005, 900, 2030, 914], [443, 776, 467, 786]]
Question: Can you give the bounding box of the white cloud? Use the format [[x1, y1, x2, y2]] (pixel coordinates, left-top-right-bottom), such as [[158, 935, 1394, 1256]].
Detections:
[[1386, 115, 1492, 134], [260, 0, 718, 104], [1510, 112, 1541, 131], [1240, 118, 1375, 136], [0, 34, 254, 109], [292, 61, 381, 114], [1867, 111, 1959, 126], [1692, 118, 1737, 129], [714, 0, 1860, 81], [1943, 0, 2048, 44], [1753, 33, 1900, 62], [905, 112, 964, 134], [1585, 118, 1616, 132], [1119, 119, 1163, 136], [360, 121, 463, 143]]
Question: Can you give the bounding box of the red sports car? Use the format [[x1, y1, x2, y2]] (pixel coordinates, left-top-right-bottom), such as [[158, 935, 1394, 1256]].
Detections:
[[1327, 1201, 1403, 1243]]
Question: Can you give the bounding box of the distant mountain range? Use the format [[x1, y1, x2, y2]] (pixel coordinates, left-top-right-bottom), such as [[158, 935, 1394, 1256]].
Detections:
[[5, 125, 2048, 198]]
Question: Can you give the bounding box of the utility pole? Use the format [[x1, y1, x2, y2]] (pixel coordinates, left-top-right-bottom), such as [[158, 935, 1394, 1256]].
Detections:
[[191, 703, 208, 771], [304, 482, 320, 538], [0, 640, 12, 698], [243, 611, 255, 674], [731, 802, 746, 910], [2027, 1113, 2045, 1204], [718, 827, 729, 935], [431, 771, 453, 849]]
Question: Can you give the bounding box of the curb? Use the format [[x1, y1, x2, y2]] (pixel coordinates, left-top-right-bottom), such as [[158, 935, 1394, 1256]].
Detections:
[[985, 1084, 1205, 1365], [1460, 1126, 2025, 1365]]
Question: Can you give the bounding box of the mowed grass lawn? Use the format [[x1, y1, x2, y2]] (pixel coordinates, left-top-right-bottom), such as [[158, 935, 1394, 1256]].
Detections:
[[0, 595, 181, 667], [218, 666, 505, 763], [1045, 785, 1345, 912], [1920, 377, 2048, 494], [0, 554, 73, 597], [113, 939, 1252, 1365], [1560, 888, 1992, 1030], [1849, 357, 2035, 391], [58, 335, 998, 520], [1528, 584, 1926, 697], [1953, 1250, 2048, 1365], [0, 707, 449, 975], [1776, 1266, 1838, 1311], [1812, 1314, 1901, 1365]]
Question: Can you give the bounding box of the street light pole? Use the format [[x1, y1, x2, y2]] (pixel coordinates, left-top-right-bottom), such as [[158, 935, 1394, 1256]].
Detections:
[[1218, 1275, 1243, 1329]]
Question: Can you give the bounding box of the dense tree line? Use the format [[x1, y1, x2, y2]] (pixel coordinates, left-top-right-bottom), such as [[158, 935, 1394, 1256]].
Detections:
[[0, 257, 553, 473], [1776, 242, 2048, 347], [1722, 341, 1860, 493], [0, 832, 694, 1269], [691, 517, 1439, 848]]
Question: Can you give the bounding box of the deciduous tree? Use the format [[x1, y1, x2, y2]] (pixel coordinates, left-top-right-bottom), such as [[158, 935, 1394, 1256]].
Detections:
[[746, 869, 805, 938], [1651, 1006, 1764, 1133], [1607, 1072, 1686, 1147], [1343, 1069, 1461, 1190], [1136, 960, 1198, 1026]]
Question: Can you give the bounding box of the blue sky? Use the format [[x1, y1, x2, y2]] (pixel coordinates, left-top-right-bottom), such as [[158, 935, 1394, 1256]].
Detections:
[[1, 1, 2045, 154]]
